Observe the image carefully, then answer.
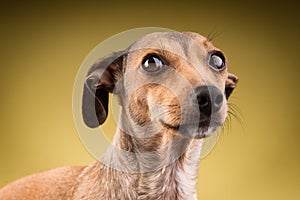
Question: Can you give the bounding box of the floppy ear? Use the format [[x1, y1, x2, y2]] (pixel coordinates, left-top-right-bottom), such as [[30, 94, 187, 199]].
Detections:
[[225, 73, 239, 99], [82, 51, 125, 128]]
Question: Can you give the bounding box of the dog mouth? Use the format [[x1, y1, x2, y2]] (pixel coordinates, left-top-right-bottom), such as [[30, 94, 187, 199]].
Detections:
[[159, 118, 220, 139]]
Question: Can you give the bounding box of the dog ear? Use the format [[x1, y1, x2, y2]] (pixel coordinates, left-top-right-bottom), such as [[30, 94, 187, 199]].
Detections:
[[82, 51, 125, 128], [225, 73, 238, 99]]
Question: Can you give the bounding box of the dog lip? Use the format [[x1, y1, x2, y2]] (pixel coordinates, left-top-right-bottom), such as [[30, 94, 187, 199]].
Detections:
[[159, 119, 204, 134], [198, 119, 211, 130], [159, 119, 180, 130], [159, 118, 221, 139], [159, 118, 221, 129]]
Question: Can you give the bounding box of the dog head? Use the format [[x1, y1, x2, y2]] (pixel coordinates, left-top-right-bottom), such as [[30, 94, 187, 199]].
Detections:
[[82, 32, 238, 139]]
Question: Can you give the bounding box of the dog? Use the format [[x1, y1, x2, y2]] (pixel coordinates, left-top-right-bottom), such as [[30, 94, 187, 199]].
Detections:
[[0, 31, 238, 199]]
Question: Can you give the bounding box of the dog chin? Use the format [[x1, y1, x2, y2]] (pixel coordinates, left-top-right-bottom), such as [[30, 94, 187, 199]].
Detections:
[[192, 126, 218, 139]]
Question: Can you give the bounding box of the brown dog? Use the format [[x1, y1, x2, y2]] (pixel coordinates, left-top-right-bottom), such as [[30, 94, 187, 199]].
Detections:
[[0, 31, 238, 199]]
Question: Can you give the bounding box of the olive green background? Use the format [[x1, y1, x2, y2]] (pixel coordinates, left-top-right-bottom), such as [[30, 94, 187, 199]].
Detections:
[[0, 1, 299, 199]]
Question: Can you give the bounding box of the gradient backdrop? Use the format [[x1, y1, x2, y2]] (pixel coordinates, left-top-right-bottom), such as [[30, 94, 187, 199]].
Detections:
[[0, 1, 299, 199]]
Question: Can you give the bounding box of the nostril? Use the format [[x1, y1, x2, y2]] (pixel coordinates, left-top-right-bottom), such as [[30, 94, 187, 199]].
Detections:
[[214, 94, 223, 107], [198, 95, 209, 108]]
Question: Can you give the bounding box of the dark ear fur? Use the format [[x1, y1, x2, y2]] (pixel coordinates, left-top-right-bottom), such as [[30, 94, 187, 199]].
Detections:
[[82, 52, 124, 128], [225, 73, 238, 99]]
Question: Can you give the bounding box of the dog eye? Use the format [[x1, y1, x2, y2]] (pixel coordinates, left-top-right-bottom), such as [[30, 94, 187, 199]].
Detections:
[[208, 52, 226, 71], [141, 55, 164, 73]]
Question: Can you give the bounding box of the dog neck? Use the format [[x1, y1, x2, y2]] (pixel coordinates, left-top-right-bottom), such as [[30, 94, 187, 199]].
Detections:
[[98, 112, 203, 199]]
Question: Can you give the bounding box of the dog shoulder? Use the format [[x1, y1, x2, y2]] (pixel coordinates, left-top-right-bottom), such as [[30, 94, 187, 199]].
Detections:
[[0, 165, 85, 200]]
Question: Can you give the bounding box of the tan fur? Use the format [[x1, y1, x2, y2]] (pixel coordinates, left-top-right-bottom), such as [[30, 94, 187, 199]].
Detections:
[[0, 166, 84, 199], [0, 32, 238, 199]]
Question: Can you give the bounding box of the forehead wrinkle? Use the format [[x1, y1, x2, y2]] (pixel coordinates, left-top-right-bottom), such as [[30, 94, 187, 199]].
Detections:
[[155, 38, 189, 63], [168, 32, 192, 59], [128, 32, 193, 61]]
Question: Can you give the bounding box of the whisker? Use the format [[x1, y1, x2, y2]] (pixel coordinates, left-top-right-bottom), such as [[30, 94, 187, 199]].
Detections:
[[224, 112, 232, 135], [207, 28, 223, 42], [228, 103, 244, 128]]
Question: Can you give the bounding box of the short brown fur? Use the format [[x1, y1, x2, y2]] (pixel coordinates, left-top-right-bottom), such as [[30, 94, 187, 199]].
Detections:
[[0, 32, 238, 200]]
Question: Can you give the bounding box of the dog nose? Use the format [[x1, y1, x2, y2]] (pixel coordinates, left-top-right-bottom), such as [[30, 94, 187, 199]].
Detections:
[[194, 86, 223, 118]]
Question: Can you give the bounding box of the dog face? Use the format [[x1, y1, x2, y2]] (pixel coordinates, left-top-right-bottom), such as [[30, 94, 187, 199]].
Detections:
[[82, 32, 238, 139]]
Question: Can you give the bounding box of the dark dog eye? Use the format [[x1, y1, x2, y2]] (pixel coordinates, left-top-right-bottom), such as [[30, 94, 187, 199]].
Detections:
[[141, 54, 164, 73], [208, 52, 226, 71]]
